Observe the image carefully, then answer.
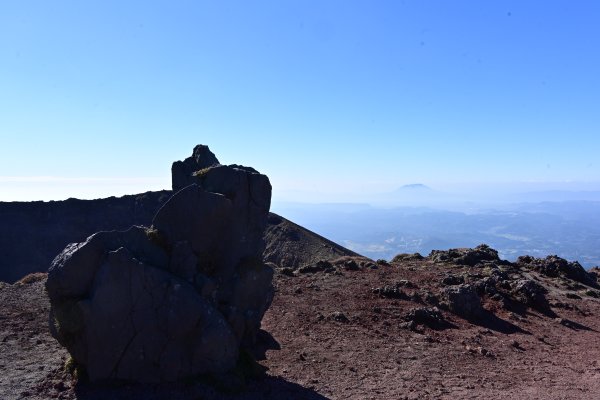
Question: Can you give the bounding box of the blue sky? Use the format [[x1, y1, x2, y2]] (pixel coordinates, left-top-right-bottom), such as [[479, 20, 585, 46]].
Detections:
[[1, 1, 599, 201]]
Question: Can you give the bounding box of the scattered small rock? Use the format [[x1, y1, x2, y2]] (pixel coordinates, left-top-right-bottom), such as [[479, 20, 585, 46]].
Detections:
[[510, 340, 523, 350], [331, 311, 349, 323], [402, 307, 447, 329], [442, 275, 464, 286], [373, 284, 410, 300], [298, 260, 334, 274]]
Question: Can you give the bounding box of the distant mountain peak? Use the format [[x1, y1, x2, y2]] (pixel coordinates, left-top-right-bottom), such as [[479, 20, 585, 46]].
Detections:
[[398, 184, 431, 191]]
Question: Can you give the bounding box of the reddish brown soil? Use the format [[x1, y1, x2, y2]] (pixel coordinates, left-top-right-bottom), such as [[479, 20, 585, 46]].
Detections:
[[2, 260, 600, 399], [263, 261, 600, 399]]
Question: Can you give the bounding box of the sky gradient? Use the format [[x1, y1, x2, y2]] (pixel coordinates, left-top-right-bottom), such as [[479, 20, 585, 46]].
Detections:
[[1, 1, 599, 201]]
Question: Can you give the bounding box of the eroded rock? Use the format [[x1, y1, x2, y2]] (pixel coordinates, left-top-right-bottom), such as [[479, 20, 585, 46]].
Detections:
[[511, 279, 550, 312], [46, 146, 273, 383], [442, 284, 484, 320], [517, 255, 597, 287], [429, 244, 501, 267]]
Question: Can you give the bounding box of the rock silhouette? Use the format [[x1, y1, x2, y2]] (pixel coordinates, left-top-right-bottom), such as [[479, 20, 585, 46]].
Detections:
[[45, 146, 273, 383]]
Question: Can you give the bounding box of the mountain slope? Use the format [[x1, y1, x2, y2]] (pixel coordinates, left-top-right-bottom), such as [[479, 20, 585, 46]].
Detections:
[[263, 213, 361, 269]]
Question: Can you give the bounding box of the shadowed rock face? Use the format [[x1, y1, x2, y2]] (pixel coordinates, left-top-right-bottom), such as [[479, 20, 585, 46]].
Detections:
[[171, 144, 220, 191], [0, 196, 359, 284], [0, 191, 172, 283], [46, 146, 274, 383]]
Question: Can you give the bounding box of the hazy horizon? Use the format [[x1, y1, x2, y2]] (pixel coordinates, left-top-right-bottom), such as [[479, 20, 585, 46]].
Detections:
[[2, 175, 600, 204]]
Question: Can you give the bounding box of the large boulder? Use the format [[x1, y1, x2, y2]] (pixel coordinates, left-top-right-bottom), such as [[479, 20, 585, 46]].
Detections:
[[442, 284, 484, 320], [46, 145, 273, 383]]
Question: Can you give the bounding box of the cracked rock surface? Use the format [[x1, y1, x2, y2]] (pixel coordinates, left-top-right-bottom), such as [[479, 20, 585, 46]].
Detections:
[[46, 145, 273, 383]]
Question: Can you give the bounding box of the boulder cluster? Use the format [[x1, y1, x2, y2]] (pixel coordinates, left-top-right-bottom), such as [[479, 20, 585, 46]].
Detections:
[[46, 145, 273, 383], [516, 254, 597, 287], [428, 244, 504, 267]]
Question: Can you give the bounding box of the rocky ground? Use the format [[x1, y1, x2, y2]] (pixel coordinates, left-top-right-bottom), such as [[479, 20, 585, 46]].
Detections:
[[2, 248, 600, 399]]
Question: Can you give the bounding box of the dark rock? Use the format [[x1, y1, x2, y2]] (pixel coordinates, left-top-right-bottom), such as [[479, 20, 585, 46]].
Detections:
[[442, 274, 465, 286], [331, 311, 349, 323], [399, 320, 416, 330], [490, 293, 505, 302], [517, 255, 597, 287], [473, 276, 499, 296], [46, 146, 274, 383], [391, 253, 424, 263], [410, 292, 423, 303], [342, 260, 360, 271], [563, 281, 585, 291], [397, 279, 416, 288], [403, 307, 447, 329], [556, 318, 589, 330], [297, 260, 334, 274], [279, 267, 295, 277], [442, 284, 484, 320], [372, 284, 410, 300], [429, 244, 501, 267], [422, 291, 440, 306], [511, 279, 550, 311], [171, 145, 220, 191]]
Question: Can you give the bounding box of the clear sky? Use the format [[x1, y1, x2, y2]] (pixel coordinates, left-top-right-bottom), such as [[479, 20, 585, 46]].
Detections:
[[1, 1, 599, 201]]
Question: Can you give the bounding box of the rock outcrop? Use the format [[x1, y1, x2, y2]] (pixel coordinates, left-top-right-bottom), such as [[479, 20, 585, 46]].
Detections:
[[428, 244, 502, 267], [517, 255, 597, 287], [46, 146, 274, 383]]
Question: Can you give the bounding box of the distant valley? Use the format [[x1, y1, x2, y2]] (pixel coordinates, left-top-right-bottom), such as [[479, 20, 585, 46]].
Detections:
[[273, 200, 600, 268]]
